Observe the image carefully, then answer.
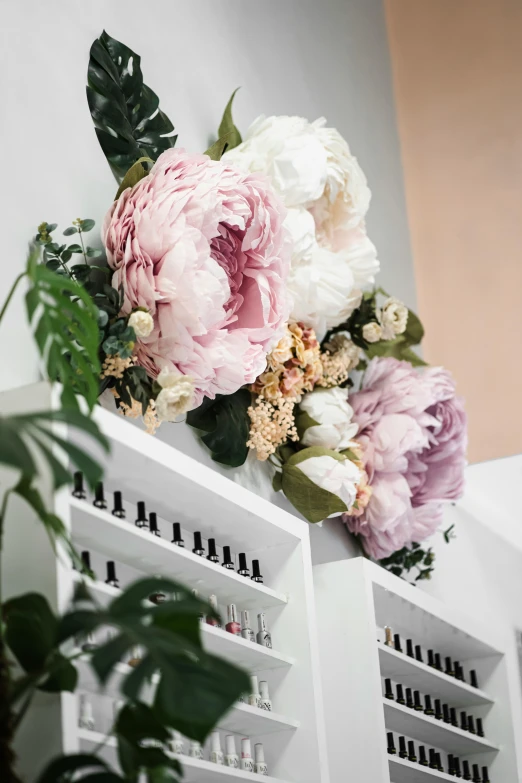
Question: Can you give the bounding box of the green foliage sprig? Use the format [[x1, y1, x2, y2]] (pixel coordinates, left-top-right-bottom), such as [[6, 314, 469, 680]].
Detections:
[[379, 542, 435, 583]]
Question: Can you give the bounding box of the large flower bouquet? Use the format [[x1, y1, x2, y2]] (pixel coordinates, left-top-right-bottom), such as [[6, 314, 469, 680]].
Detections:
[[39, 32, 466, 580]]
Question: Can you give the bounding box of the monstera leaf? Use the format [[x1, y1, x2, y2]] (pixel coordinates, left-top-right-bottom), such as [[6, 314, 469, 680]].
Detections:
[[87, 31, 177, 181]]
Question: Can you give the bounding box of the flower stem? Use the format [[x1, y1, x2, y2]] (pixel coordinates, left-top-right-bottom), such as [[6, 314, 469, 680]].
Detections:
[[0, 274, 26, 326]]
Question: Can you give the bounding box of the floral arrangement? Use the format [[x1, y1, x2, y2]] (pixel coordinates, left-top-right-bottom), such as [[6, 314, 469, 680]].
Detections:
[[39, 31, 466, 580]]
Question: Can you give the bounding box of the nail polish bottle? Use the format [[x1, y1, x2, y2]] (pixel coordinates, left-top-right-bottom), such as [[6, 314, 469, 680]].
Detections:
[[394, 633, 402, 652], [237, 553, 250, 577], [226, 604, 241, 636], [135, 501, 148, 529], [256, 613, 272, 648], [210, 730, 224, 764], [434, 699, 443, 720], [249, 675, 261, 708], [468, 715, 476, 734], [396, 684, 405, 705], [472, 764, 481, 783], [437, 753, 444, 772], [384, 626, 394, 647], [428, 649, 435, 667], [443, 703, 450, 723], [225, 735, 238, 768], [413, 690, 423, 711], [448, 754, 455, 776], [105, 561, 119, 588], [192, 531, 205, 557], [149, 512, 161, 537], [72, 471, 86, 499], [251, 559, 263, 583], [241, 610, 255, 643], [460, 711, 468, 730], [454, 661, 463, 680], [222, 546, 234, 569], [112, 491, 125, 518], [93, 481, 107, 509], [128, 646, 142, 667], [170, 730, 184, 755], [470, 670, 478, 688], [454, 757, 462, 778], [406, 687, 414, 708], [259, 680, 272, 711], [254, 743, 268, 775], [387, 732, 396, 754], [418, 745, 428, 766], [450, 707, 458, 727], [407, 740, 417, 763], [207, 594, 221, 627], [398, 736, 408, 759], [481, 766, 490, 783], [81, 550, 93, 575], [434, 652, 442, 671], [445, 656, 455, 677], [240, 738, 254, 772], [188, 740, 203, 759], [429, 750, 438, 770], [207, 538, 220, 564], [78, 693, 95, 730], [384, 678, 394, 700], [171, 522, 184, 547], [462, 760, 472, 780], [476, 718, 484, 737], [415, 644, 423, 662], [406, 639, 414, 658], [424, 694, 434, 716]]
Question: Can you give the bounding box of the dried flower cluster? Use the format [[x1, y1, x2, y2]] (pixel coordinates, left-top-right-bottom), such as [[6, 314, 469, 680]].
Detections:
[[246, 394, 298, 461], [317, 332, 361, 388], [101, 354, 133, 380], [111, 389, 160, 436]]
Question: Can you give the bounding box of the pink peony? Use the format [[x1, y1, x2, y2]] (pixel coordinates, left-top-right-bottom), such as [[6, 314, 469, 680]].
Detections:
[[103, 148, 291, 407], [344, 358, 467, 559]]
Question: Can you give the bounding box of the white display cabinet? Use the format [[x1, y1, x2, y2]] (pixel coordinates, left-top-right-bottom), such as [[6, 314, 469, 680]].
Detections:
[[1, 383, 330, 783], [313, 557, 521, 783]]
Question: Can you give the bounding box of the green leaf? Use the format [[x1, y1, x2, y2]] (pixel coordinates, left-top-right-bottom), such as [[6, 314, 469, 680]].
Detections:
[[80, 219, 95, 232], [186, 389, 251, 467], [4, 593, 57, 673], [38, 653, 78, 693], [281, 447, 348, 523], [217, 88, 242, 151], [63, 227, 78, 236], [67, 244, 83, 254], [204, 132, 234, 161], [272, 471, 283, 492], [115, 157, 153, 199], [87, 31, 177, 181]]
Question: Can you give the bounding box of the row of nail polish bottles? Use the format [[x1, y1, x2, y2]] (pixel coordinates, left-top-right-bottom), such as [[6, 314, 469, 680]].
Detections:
[[204, 594, 272, 649], [387, 732, 490, 780]]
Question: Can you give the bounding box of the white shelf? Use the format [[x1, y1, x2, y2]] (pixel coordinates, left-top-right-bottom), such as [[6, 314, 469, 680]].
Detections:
[[72, 574, 294, 673], [69, 498, 288, 609], [383, 700, 498, 755], [378, 643, 493, 707], [78, 728, 288, 782], [218, 702, 299, 735], [389, 756, 455, 782]]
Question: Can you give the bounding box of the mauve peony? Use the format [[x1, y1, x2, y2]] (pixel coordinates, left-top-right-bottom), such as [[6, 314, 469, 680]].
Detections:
[[103, 148, 291, 407], [344, 358, 467, 558]]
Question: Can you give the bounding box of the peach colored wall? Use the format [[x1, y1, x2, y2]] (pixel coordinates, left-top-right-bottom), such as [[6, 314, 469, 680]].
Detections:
[[385, 0, 522, 463]]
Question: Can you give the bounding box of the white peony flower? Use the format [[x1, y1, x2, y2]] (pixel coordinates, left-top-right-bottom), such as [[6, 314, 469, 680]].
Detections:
[[299, 387, 358, 450], [155, 369, 194, 421], [128, 309, 154, 339], [380, 297, 408, 340], [224, 115, 379, 337], [296, 454, 361, 514], [362, 321, 383, 343]]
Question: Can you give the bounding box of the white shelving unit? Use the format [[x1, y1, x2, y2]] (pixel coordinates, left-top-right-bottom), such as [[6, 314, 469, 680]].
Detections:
[[313, 558, 521, 783], [1, 383, 330, 783]]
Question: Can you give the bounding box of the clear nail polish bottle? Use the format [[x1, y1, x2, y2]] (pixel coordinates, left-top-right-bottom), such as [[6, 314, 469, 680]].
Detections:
[[256, 613, 272, 648], [170, 730, 184, 755], [210, 730, 224, 764], [259, 680, 272, 711], [241, 610, 255, 642], [225, 734, 238, 767], [207, 594, 221, 628], [188, 740, 203, 759], [240, 738, 253, 772], [249, 675, 261, 708], [255, 743, 268, 775]]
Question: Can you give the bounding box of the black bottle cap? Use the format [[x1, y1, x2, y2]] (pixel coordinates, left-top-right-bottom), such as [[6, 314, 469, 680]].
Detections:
[[463, 760, 471, 780], [468, 715, 476, 734], [448, 754, 455, 774], [106, 560, 118, 585], [222, 545, 234, 568], [454, 756, 461, 777], [112, 491, 125, 518], [407, 740, 416, 762], [429, 748, 438, 769], [434, 698, 443, 719], [472, 764, 481, 783], [207, 538, 218, 561], [435, 652, 442, 670], [470, 669, 478, 688], [81, 550, 91, 573], [454, 660, 463, 680], [424, 694, 433, 714], [450, 706, 457, 726], [393, 633, 402, 652], [386, 732, 396, 754], [460, 711, 468, 730], [398, 735, 407, 758], [436, 753, 443, 772], [405, 687, 413, 708], [443, 703, 450, 723], [414, 689, 422, 710], [149, 512, 161, 536], [428, 649, 435, 667], [251, 559, 263, 582], [415, 644, 423, 662], [481, 766, 489, 783], [384, 678, 394, 698], [93, 481, 107, 509], [476, 717, 484, 737], [238, 552, 249, 576], [406, 639, 414, 658], [172, 522, 184, 546], [418, 745, 428, 766], [136, 501, 148, 527], [193, 531, 204, 555], [445, 655, 455, 676], [72, 471, 86, 499], [396, 684, 405, 704]]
